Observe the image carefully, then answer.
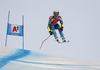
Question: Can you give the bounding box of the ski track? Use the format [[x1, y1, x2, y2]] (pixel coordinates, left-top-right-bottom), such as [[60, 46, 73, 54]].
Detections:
[[0, 47, 100, 70]]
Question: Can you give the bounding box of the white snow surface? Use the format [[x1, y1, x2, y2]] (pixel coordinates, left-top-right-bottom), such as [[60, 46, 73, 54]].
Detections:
[[0, 47, 100, 70]]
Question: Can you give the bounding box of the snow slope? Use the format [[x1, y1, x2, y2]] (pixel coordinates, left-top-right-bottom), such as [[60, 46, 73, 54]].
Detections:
[[0, 47, 100, 70]]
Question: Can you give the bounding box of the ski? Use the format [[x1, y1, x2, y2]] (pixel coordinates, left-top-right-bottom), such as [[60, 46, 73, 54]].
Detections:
[[58, 40, 70, 43]]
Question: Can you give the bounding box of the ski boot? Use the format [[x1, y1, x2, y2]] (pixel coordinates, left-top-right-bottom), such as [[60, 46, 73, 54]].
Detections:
[[54, 36, 60, 43], [61, 37, 66, 42]]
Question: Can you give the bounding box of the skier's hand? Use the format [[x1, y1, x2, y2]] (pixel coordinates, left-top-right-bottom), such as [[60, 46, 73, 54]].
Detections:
[[49, 31, 54, 35], [60, 27, 63, 32]]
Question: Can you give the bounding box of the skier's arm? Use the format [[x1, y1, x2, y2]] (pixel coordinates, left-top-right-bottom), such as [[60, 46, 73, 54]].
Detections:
[[59, 16, 64, 28], [47, 17, 52, 31], [59, 16, 64, 32], [47, 17, 54, 35]]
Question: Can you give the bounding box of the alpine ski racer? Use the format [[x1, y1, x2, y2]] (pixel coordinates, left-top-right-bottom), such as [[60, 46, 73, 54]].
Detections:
[[47, 10, 66, 43]]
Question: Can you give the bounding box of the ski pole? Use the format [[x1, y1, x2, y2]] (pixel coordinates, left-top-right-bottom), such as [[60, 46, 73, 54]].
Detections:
[[39, 35, 51, 49]]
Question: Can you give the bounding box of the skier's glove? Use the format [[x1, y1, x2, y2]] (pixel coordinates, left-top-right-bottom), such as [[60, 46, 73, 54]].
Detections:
[[60, 27, 63, 32], [49, 31, 54, 35]]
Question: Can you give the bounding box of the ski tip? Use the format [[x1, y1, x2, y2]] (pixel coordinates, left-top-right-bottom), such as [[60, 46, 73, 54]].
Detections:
[[67, 40, 70, 42]]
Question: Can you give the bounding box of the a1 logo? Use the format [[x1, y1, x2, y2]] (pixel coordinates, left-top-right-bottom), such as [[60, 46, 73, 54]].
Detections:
[[11, 25, 19, 33]]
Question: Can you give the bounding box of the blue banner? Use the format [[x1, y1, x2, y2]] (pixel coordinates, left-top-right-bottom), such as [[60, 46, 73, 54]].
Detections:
[[7, 24, 23, 36]]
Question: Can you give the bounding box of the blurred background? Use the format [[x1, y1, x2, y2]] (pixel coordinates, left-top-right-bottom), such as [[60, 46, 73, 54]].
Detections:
[[0, 0, 100, 62]]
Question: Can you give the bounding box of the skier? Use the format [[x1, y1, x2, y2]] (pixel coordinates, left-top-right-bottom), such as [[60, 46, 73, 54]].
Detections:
[[47, 10, 66, 43]]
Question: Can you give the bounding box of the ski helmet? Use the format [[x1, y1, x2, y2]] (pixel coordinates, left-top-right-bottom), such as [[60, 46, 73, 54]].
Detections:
[[53, 10, 59, 16]]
